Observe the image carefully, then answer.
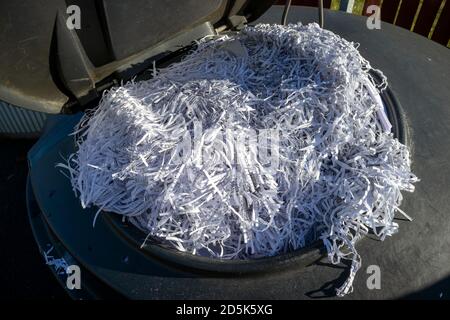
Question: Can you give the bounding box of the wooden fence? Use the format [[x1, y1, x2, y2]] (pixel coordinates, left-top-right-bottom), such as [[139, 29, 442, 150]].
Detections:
[[276, 0, 449, 47]]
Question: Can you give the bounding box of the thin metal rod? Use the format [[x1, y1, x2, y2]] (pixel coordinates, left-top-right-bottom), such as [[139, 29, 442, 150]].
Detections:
[[318, 0, 324, 28], [282, 0, 292, 25]]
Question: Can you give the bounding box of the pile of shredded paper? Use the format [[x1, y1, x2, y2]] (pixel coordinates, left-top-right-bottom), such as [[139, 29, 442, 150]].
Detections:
[[61, 23, 418, 295]]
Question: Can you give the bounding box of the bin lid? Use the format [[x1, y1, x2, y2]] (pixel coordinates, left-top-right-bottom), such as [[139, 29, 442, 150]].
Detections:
[[0, 0, 274, 113]]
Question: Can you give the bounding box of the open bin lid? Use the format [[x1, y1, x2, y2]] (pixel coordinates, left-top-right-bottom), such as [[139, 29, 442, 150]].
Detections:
[[0, 0, 274, 114]]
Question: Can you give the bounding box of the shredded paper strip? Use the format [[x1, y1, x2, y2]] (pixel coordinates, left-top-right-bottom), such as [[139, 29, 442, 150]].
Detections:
[[60, 23, 418, 296]]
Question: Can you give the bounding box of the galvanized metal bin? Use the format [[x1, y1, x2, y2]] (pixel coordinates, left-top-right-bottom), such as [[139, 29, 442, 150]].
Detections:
[[0, 101, 47, 138]]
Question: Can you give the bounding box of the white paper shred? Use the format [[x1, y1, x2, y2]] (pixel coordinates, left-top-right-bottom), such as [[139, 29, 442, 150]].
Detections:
[[59, 23, 418, 296], [43, 246, 69, 276]]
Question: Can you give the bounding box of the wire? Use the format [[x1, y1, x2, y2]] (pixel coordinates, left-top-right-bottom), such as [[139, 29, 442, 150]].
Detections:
[[281, 0, 292, 25], [318, 0, 324, 28]]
